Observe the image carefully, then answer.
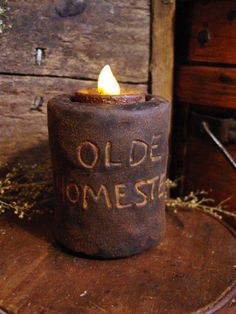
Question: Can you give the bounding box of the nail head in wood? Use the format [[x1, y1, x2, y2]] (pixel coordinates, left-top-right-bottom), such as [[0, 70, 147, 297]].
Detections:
[[35, 48, 46, 66], [31, 96, 44, 111]]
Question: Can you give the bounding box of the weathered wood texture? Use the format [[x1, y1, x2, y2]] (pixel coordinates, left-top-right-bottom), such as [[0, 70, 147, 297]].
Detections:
[[0, 0, 150, 83], [185, 134, 236, 217], [173, 0, 236, 230], [189, 0, 236, 64], [0, 75, 147, 164], [0, 210, 235, 314], [151, 0, 175, 102], [184, 109, 236, 215], [174, 64, 236, 216], [0, 0, 151, 165], [176, 65, 236, 109]]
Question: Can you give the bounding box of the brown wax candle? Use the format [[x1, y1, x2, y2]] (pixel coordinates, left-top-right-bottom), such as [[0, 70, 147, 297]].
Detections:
[[48, 92, 170, 258]]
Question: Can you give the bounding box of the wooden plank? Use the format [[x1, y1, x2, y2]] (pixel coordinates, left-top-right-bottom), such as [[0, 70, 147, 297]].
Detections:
[[0, 0, 149, 83], [189, 0, 236, 64], [176, 65, 236, 109], [151, 0, 175, 102], [0, 210, 235, 314], [0, 75, 147, 164]]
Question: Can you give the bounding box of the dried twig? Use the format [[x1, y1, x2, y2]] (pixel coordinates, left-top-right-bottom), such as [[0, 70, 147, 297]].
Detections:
[[0, 0, 11, 34], [0, 161, 53, 219], [165, 179, 236, 220], [0, 162, 235, 221]]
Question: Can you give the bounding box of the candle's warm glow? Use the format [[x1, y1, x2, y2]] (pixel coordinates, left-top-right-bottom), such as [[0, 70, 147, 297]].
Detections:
[[97, 65, 120, 95]]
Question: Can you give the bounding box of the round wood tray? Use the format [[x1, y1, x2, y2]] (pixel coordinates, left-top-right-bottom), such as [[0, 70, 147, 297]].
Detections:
[[0, 210, 235, 313]]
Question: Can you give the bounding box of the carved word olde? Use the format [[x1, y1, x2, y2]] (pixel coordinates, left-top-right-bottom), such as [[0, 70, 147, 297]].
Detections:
[[76, 134, 162, 169]]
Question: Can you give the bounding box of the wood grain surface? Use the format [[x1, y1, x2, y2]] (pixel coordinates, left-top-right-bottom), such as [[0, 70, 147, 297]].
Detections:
[[189, 0, 236, 64], [0, 210, 235, 314], [184, 110, 236, 222], [0, 0, 149, 83], [176, 65, 236, 109], [0, 75, 147, 164], [151, 0, 175, 102], [0, 0, 150, 165]]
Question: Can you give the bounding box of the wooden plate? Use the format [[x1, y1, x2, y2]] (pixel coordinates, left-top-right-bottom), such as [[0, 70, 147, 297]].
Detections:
[[0, 210, 235, 313]]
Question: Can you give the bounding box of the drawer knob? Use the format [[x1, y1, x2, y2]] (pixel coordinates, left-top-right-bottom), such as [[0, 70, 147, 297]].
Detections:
[[198, 29, 210, 46]]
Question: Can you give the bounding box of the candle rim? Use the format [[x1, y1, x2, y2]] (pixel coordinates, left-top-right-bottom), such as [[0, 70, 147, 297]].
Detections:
[[74, 89, 146, 105], [76, 88, 145, 96], [51, 94, 167, 114]]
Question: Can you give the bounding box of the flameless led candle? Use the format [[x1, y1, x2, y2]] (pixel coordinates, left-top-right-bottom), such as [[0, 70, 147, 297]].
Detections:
[[48, 64, 170, 258], [74, 64, 145, 105]]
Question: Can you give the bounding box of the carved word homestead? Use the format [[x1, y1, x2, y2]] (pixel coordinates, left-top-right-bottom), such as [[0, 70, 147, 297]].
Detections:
[[62, 134, 165, 210]]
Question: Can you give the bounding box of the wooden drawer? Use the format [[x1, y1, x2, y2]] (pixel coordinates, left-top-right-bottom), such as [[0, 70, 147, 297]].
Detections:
[[184, 108, 236, 212], [176, 65, 236, 109], [189, 0, 236, 64]]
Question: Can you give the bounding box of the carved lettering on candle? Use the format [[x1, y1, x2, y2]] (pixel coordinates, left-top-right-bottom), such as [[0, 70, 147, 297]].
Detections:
[[76, 134, 162, 169], [105, 141, 122, 168], [150, 134, 162, 162], [130, 140, 148, 167], [83, 184, 112, 209], [67, 134, 165, 209], [64, 173, 166, 209], [115, 184, 132, 209], [77, 140, 100, 169], [134, 180, 149, 207], [147, 175, 160, 200], [66, 182, 81, 204]]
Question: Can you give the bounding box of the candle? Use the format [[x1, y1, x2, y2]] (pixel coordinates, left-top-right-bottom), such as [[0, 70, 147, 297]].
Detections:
[[74, 64, 145, 105], [48, 65, 170, 258]]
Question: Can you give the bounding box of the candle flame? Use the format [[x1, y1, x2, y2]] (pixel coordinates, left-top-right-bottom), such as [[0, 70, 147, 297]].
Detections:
[[97, 65, 120, 95]]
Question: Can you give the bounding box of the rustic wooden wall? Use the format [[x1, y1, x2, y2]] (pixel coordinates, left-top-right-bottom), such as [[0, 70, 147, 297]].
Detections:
[[0, 0, 150, 164], [151, 0, 175, 102]]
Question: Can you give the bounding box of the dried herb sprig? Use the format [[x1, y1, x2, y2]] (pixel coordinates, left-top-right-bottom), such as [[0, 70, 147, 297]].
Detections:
[[0, 161, 235, 221], [0, 0, 11, 33], [0, 161, 54, 219], [165, 179, 236, 220]]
